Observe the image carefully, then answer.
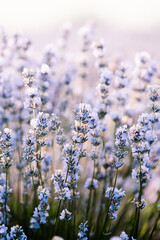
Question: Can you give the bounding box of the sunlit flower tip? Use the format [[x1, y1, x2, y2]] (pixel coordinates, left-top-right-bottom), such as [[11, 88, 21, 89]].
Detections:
[[78, 24, 92, 37], [115, 125, 129, 149], [3, 128, 12, 135], [110, 112, 122, 122], [25, 87, 38, 97], [40, 63, 50, 74], [138, 113, 151, 131], [100, 69, 113, 85], [59, 209, 72, 221], [120, 231, 129, 240], [132, 165, 151, 183], [135, 51, 151, 66], [93, 38, 105, 58], [129, 124, 143, 143], [78, 103, 91, 112], [89, 114, 98, 129], [145, 130, 157, 144], [132, 198, 147, 210], [50, 114, 61, 132], [97, 120, 107, 132], [84, 178, 98, 190], [78, 25, 93, 50], [89, 150, 99, 161], [148, 85, 160, 102], [105, 187, 125, 198], [0, 128, 13, 169], [22, 68, 34, 78], [22, 68, 35, 87], [148, 113, 160, 123], [31, 112, 50, 138], [62, 21, 72, 34], [25, 166, 38, 177]]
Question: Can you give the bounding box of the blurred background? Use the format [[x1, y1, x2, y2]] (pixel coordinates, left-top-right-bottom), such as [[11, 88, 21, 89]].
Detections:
[[1, 0, 160, 58]]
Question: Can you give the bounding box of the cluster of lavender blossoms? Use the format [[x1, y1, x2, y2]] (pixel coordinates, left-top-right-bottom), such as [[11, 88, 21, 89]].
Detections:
[[0, 25, 159, 240], [30, 187, 50, 229], [77, 221, 88, 240], [112, 125, 129, 168], [23, 68, 41, 111], [0, 224, 26, 240], [130, 84, 160, 212], [105, 187, 125, 220], [96, 69, 113, 119]]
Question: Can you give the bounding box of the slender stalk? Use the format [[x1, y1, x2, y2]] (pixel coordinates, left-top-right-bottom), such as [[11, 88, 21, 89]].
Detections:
[[100, 169, 118, 239], [17, 168, 22, 219], [33, 104, 44, 187], [52, 134, 55, 173], [90, 188, 97, 228], [52, 155, 72, 237], [86, 150, 96, 220], [130, 206, 138, 237], [51, 200, 62, 237], [73, 189, 76, 239], [17, 144, 21, 207], [132, 162, 142, 238], [86, 188, 92, 220], [148, 211, 160, 240], [5, 169, 8, 226], [113, 169, 118, 190], [37, 161, 43, 187], [95, 175, 107, 236]]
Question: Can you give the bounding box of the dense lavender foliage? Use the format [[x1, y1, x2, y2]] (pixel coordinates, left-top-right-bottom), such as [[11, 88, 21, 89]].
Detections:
[[0, 24, 159, 240]]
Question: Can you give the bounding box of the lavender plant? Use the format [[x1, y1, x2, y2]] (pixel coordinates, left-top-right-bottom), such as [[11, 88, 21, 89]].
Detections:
[[0, 25, 159, 240]]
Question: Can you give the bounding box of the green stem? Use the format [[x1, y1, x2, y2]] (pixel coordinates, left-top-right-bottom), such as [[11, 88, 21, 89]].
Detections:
[[95, 176, 106, 237], [132, 162, 142, 238], [100, 169, 118, 239], [86, 188, 92, 220], [73, 189, 76, 239], [148, 212, 160, 240], [52, 155, 72, 237], [5, 169, 8, 226], [51, 200, 62, 237], [86, 157, 96, 220]]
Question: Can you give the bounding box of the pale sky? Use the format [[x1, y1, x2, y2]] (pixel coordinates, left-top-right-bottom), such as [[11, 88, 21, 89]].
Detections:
[[0, 0, 160, 33]]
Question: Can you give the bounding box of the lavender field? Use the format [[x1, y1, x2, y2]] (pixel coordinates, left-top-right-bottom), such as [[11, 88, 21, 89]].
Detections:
[[0, 3, 160, 240]]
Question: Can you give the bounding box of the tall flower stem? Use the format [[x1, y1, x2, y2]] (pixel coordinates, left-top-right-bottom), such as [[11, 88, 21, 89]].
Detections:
[[149, 211, 160, 240], [33, 104, 43, 187], [52, 155, 72, 237], [132, 162, 142, 238], [4, 169, 8, 226], [86, 187, 92, 220], [72, 189, 76, 239], [133, 163, 143, 238], [86, 145, 97, 222], [51, 199, 62, 239], [95, 173, 107, 236], [86, 158, 96, 220], [100, 168, 118, 239]]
